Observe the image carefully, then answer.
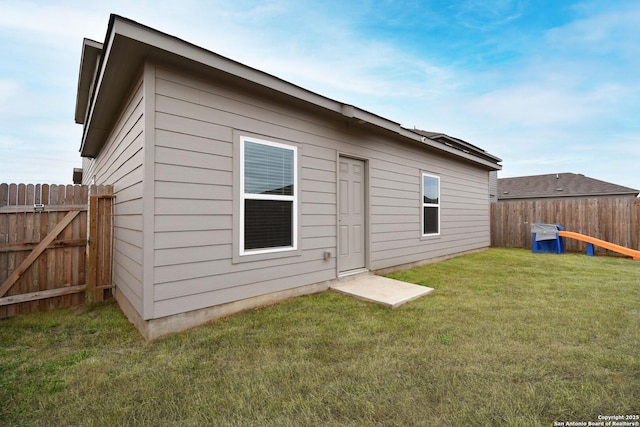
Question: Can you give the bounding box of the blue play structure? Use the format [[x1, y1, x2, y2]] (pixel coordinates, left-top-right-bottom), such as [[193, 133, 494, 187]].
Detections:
[[531, 223, 640, 259], [531, 223, 565, 254]]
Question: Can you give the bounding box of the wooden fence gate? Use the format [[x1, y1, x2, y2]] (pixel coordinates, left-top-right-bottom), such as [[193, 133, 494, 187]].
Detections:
[[0, 183, 113, 318]]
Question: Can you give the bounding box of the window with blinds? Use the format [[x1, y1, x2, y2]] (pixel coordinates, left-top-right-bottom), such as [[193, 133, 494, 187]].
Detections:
[[240, 137, 297, 254], [422, 173, 440, 236]]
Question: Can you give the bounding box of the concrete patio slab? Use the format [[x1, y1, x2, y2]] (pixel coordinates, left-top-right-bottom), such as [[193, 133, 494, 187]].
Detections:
[[330, 275, 434, 308]]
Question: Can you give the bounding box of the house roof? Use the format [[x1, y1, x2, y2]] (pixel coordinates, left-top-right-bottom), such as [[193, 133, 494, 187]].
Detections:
[[498, 173, 639, 200], [409, 129, 498, 164], [74, 38, 103, 125], [75, 14, 501, 170]]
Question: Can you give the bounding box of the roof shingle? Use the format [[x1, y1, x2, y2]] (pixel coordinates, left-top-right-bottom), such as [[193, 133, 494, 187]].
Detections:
[[498, 173, 639, 200]]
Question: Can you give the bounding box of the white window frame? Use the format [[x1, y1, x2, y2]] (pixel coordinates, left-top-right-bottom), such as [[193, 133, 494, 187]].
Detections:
[[421, 173, 440, 236], [239, 136, 298, 256]]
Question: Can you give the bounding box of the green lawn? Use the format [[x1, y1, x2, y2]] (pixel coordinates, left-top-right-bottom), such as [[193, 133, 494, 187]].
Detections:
[[1, 248, 639, 426]]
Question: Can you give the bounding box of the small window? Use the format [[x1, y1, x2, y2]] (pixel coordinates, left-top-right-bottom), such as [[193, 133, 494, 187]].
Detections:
[[240, 137, 297, 255], [422, 173, 440, 236]]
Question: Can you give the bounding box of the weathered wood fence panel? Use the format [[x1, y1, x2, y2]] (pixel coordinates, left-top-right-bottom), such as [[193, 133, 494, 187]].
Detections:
[[0, 183, 113, 317], [86, 185, 114, 303], [491, 198, 640, 254]]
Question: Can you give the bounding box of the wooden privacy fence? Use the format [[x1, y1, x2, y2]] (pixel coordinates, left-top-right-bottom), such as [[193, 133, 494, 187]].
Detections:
[[0, 183, 113, 318], [491, 198, 640, 254]]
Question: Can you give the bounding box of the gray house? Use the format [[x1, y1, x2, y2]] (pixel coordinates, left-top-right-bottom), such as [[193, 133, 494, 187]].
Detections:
[[75, 15, 501, 339]]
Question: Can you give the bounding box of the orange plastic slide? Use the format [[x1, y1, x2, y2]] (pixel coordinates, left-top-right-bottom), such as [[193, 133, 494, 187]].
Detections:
[[558, 231, 640, 261]]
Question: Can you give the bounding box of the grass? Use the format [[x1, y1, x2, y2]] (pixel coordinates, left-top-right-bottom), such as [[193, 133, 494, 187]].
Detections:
[[1, 248, 639, 426]]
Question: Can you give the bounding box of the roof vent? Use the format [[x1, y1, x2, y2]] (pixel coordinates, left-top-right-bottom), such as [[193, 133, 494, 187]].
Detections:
[[556, 188, 563, 191]]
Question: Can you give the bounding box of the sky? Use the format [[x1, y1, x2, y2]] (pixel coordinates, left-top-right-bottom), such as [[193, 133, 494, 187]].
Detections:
[[0, 0, 639, 190]]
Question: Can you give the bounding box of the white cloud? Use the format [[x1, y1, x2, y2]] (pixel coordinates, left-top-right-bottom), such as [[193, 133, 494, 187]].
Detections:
[[466, 80, 631, 126], [454, 0, 525, 30], [0, 134, 25, 150], [546, 4, 640, 56], [0, 78, 21, 103], [0, 1, 105, 43]]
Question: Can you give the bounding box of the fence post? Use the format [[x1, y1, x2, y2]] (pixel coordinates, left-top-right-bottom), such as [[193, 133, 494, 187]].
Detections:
[[86, 185, 114, 303]]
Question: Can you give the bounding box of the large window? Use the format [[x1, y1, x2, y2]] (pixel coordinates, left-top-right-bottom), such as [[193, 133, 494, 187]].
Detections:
[[422, 173, 440, 236], [240, 137, 297, 254]]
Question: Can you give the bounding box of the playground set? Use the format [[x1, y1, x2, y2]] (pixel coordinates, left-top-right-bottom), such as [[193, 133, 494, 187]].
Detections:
[[531, 223, 640, 261]]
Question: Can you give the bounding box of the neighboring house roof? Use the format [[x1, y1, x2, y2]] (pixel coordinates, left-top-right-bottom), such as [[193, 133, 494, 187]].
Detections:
[[498, 173, 639, 200], [75, 14, 501, 170]]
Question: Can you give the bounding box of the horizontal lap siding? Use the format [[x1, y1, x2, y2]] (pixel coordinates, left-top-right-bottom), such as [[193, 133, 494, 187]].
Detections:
[[153, 68, 340, 317], [368, 139, 489, 270], [82, 77, 145, 312], [152, 66, 490, 318]]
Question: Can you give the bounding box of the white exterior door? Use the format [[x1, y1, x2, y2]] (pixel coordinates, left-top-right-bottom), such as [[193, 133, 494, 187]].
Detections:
[[338, 156, 366, 272]]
